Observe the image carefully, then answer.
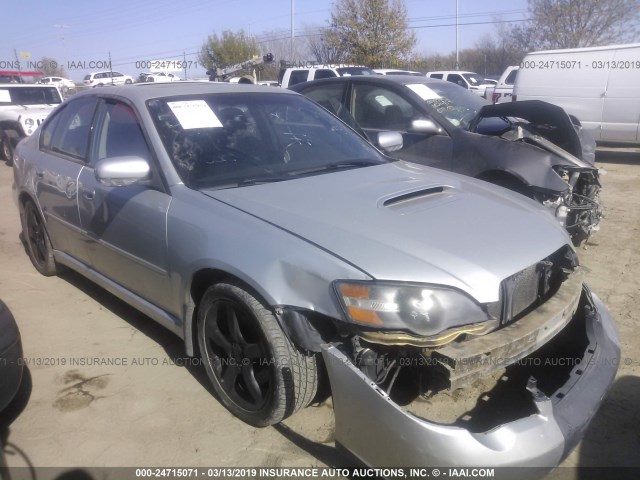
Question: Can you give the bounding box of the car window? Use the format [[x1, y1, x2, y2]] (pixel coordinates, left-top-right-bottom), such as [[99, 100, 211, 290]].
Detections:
[[147, 92, 385, 189], [407, 81, 487, 129], [95, 101, 151, 163], [288, 70, 309, 86], [41, 97, 98, 160], [314, 69, 337, 80], [462, 73, 484, 86], [505, 69, 518, 85], [0, 87, 62, 105], [429, 73, 443, 79], [298, 83, 352, 122], [446, 74, 467, 88], [351, 83, 416, 131]]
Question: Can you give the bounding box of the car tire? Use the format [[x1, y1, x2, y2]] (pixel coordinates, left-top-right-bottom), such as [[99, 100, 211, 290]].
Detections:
[[1, 131, 17, 166], [21, 201, 58, 276], [125, 79, 132, 84], [197, 282, 318, 427]]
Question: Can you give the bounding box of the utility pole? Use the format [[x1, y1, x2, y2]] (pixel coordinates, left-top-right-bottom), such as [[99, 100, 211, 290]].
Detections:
[[13, 49, 21, 73], [290, 0, 295, 61], [455, 0, 459, 69], [183, 51, 187, 80]]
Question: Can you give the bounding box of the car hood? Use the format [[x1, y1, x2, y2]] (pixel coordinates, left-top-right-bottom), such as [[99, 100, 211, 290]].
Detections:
[[205, 162, 570, 303], [470, 100, 596, 166]]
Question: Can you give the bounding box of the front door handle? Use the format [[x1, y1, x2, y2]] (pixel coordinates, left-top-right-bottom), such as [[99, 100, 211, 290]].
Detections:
[[82, 188, 95, 200]]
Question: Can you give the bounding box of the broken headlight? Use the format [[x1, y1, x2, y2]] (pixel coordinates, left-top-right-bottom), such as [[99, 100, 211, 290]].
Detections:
[[333, 281, 495, 337]]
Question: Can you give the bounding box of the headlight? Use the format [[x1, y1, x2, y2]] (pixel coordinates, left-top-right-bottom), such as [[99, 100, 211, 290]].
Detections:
[[334, 281, 496, 337], [24, 118, 35, 127]]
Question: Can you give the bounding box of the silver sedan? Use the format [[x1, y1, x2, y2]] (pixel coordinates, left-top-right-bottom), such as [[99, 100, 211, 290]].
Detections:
[[12, 82, 619, 468]]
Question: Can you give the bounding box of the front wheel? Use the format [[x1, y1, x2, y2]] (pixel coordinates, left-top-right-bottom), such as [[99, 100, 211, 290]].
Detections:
[[197, 282, 318, 427], [1, 131, 17, 166]]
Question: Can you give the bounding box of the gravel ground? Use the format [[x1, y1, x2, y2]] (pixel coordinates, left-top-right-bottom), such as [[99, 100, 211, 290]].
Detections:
[[0, 147, 638, 478]]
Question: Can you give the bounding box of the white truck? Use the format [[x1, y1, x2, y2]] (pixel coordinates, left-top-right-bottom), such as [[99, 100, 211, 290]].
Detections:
[[513, 43, 640, 143], [0, 84, 62, 164], [279, 65, 377, 88], [489, 66, 519, 104]]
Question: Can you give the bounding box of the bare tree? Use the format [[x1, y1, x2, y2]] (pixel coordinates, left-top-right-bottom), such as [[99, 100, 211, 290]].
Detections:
[[40, 57, 67, 77], [325, 0, 416, 66], [526, 0, 640, 49], [307, 29, 347, 64]]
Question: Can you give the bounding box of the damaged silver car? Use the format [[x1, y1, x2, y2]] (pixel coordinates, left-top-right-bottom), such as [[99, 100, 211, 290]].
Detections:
[[13, 83, 618, 468], [290, 76, 603, 245]]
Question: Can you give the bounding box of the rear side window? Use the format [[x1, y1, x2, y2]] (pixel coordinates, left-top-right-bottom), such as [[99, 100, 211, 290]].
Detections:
[[288, 70, 309, 86], [314, 69, 337, 80], [40, 97, 98, 161], [429, 73, 443, 79]]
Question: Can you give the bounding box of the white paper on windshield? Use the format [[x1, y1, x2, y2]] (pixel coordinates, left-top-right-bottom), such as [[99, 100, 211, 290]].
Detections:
[[374, 95, 393, 107], [167, 100, 223, 129], [406, 84, 441, 100], [0, 90, 11, 102]]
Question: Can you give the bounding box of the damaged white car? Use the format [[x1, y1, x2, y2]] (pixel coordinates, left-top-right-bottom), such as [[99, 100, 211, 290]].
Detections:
[[12, 83, 619, 468]]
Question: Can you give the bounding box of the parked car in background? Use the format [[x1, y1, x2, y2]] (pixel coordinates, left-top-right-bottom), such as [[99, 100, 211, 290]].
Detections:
[[139, 72, 181, 83], [515, 43, 640, 144], [490, 66, 519, 104], [0, 84, 63, 164], [279, 65, 377, 88], [83, 70, 133, 87], [291, 75, 602, 244], [374, 69, 425, 76], [0, 300, 23, 414], [426, 70, 489, 97], [12, 81, 619, 469], [38, 76, 75, 90]]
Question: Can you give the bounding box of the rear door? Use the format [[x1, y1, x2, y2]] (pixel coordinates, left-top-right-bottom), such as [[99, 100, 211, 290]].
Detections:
[[34, 96, 99, 264], [77, 99, 172, 311]]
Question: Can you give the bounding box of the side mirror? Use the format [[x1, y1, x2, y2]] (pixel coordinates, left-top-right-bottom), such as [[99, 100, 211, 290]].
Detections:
[[377, 131, 404, 152], [95, 156, 150, 187], [410, 119, 444, 135]]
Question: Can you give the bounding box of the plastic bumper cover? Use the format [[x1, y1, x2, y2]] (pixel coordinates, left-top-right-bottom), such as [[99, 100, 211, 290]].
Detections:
[[322, 285, 619, 468]]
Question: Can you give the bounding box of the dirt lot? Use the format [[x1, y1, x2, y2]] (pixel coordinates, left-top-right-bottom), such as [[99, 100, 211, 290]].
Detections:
[[1, 148, 639, 478]]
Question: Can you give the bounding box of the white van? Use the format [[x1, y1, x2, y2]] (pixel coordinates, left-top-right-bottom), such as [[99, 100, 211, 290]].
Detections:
[[513, 43, 640, 143]]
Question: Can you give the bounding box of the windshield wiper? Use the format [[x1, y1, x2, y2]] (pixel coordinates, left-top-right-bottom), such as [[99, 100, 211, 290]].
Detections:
[[287, 160, 381, 177], [236, 176, 289, 187]]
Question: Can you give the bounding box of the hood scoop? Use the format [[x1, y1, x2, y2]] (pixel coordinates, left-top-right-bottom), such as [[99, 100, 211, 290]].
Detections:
[[382, 186, 450, 208]]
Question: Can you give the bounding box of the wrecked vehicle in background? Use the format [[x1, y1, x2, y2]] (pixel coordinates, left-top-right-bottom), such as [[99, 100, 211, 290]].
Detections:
[[13, 83, 619, 468], [291, 76, 602, 245]]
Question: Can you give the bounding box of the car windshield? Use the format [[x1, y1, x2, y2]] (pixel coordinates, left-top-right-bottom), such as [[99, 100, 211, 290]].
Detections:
[[148, 92, 387, 190], [0, 86, 62, 105], [462, 73, 484, 86], [337, 67, 378, 76], [405, 81, 488, 129]]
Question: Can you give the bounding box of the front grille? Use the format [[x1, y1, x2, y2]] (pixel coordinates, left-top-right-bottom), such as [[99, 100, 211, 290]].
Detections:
[[501, 245, 578, 324]]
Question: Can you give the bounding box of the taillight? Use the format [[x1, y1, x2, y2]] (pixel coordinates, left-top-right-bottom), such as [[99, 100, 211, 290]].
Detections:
[[492, 93, 499, 104], [511, 94, 517, 102]]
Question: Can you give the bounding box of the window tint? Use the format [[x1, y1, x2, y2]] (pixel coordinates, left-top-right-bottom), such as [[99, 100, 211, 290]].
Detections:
[[96, 101, 151, 163], [446, 74, 467, 88], [288, 70, 309, 86], [505, 69, 518, 85], [41, 97, 98, 160], [429, 73, 443, 79], [314, 69, 337, 80], [351, 83, 416, 131]]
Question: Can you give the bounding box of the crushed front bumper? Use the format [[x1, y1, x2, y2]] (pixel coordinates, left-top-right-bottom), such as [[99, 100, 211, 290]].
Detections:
[[322, 285, 619, 468]]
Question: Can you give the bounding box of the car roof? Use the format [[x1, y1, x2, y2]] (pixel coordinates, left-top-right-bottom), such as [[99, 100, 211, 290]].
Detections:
[[289, 74, 451, 91], [71, 81, 299, 103]]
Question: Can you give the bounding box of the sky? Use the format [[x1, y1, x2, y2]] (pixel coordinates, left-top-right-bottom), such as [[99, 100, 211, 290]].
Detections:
[[0, 0, 529, 81]]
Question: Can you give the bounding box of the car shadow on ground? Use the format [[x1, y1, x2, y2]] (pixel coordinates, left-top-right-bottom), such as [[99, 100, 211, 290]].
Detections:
[[595, 148, 640, 165], [547, 375, 640, 480], [56, 268, 218, 400]]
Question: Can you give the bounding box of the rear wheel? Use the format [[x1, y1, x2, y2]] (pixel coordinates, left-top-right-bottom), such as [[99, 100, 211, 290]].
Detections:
[[197, 282, 317, 427], [1, 131, 17, 166], [21, 201, 58, 276]]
